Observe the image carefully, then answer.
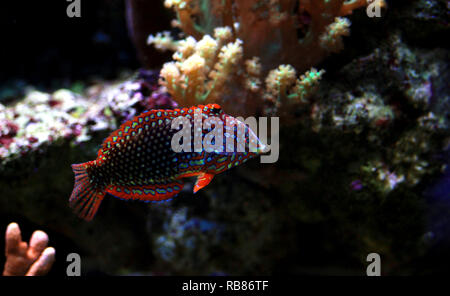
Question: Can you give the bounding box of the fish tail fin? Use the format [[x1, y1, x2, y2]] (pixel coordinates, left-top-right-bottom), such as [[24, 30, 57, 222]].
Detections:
[[69, 162, 106, 221]]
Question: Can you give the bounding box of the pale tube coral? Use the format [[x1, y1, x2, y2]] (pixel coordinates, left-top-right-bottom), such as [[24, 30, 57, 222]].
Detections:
[[3, 222, 55, 276]]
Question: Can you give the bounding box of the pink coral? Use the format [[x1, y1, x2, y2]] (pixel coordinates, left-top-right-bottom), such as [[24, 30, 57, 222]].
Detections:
[[3, 222, 55, 276], [0, 120, 19, 149]]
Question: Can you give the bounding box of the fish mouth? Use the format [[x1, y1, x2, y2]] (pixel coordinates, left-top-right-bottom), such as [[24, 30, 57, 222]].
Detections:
[[256, 142, 270, 154]]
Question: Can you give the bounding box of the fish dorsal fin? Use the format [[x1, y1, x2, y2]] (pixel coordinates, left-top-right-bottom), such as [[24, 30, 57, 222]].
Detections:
[[98, 109, 172, 157], [105, 180, 184, 202], [97, 104, 222, 158], [193, 173, 215, 193]]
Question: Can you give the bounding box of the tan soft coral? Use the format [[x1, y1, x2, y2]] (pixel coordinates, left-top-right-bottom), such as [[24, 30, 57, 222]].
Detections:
[[264, 65, 325, 116], [155, 28, 243, 107], [149, 0, 368, 116]]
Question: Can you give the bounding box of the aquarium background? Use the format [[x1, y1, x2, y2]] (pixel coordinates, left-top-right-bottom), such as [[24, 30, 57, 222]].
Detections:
[[0, 0, 449, 276]]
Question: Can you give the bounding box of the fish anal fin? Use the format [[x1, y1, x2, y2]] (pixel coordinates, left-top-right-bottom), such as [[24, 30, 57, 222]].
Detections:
[[193, 173, 215, 193], [105, 181, 184, 202], [177, 172, 203, 179]]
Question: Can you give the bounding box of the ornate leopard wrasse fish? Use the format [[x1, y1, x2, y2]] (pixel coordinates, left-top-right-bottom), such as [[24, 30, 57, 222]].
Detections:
[[69, 104, 266, 221]]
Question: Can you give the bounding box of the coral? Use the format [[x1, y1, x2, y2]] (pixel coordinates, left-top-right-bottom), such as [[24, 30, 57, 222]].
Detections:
[[264, 66, 325, 116], [360, 160, 407, 194], [152, 207, 223, 273], [146, 178, 281, 275], [319, 17, 351, 53], [148, 0, 369, 116], [304, 29, 449, 202], [389, 121, 443, 187], [147, 31, 179, 52], [94, 71, 177, 123], [0, 72, 178, 275], [397, 0, 449, 42], [3, 222, 55, 276], [326, 89, 395, 133], [154, 28, 243, 106], [159, 0, 369, 72], [133, 2, 448, 275], [0, 71, 177, 167]]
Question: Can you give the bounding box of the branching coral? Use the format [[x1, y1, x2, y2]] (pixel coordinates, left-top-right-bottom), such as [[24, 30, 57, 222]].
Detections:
[[264, 65, 325, 115], [155, 28, 243, 106], [320, 17, 351, 53], [3, 222, 55, 276], [151, 26, 324, 116], [152, 207, 223, 272], [149, 0, 368, 116], [156, 0, 368, 71]]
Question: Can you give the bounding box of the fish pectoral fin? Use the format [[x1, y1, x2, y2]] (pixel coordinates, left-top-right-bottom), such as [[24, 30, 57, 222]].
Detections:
[[193, 173, 215, 193]]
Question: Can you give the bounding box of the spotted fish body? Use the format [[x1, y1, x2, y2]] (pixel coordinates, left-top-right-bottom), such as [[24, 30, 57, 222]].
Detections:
[[70, 104, 264, 220]]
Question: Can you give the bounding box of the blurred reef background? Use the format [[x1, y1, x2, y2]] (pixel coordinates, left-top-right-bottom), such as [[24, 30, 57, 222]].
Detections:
[[0, 0, 449, 275]]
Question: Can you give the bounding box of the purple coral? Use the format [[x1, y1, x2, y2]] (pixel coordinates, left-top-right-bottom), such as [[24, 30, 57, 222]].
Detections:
[[350, 180, 364, 191], [103, 70, 178, 123], [0, 120, 19, 149]]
